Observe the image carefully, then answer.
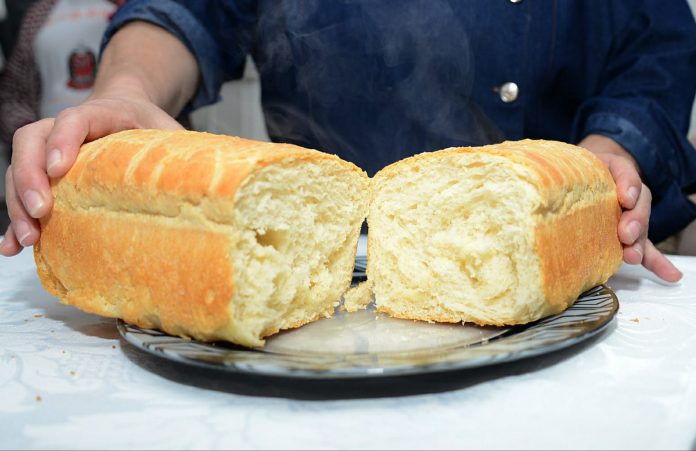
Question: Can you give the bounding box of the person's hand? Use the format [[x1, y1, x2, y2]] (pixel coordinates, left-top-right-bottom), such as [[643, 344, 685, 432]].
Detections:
[[0, 95, 183, 257], [579, 134, 682, 282]]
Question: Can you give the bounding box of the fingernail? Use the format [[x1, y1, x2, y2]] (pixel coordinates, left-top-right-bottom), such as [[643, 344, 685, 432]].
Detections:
[[15, 221, 31, 246], [633, 242, 643, 261], [47, 149, 62, 173], [627, 186, 639, 205], [23, 190, 45, 217], [626, 220, 641, 243]]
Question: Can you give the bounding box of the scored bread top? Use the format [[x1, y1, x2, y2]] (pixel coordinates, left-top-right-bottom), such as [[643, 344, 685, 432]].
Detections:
[[373, 139, 616, 216], [57, 129, 367, 221]]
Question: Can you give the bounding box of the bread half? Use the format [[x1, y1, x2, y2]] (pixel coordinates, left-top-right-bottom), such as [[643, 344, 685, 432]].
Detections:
[[34, 129, 370, 347], [367, 139, 622, 326]]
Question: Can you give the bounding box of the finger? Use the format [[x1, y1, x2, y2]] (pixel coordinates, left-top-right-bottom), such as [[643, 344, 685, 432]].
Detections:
[[617, 183, 651, 246], [45, 101, 183, 178], [44, 107, 101, 178], [0, 226, 23, 256], [11, 119, 55, 219], [623, 241, 643, 265], [5, 167, 40, 247], [44, 103, 138, 178], [600, 154, 642, 210], [642, 240, 682, 283]]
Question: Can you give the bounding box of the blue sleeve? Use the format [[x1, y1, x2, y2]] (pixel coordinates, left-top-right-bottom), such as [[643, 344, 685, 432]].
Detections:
[[101, 0, 256, 113], [572, 0, 696, 242]]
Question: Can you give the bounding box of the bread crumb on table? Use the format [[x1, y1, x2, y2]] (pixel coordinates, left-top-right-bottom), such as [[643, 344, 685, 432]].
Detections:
[[630, 318, 640, 323], [35, 395, 42, 402], [341, 280, 374, 313]]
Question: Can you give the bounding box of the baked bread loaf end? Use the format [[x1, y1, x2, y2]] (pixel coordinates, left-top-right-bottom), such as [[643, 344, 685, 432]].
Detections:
[[35, 129, 369, 347], [368, 139, 622, 326]]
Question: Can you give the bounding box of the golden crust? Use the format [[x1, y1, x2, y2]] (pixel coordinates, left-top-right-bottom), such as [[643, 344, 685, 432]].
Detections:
[[37, 206, 235, 340], [63, 129, 365, 214], [35, 129, 367, 345], [535, 196, 622, 314]]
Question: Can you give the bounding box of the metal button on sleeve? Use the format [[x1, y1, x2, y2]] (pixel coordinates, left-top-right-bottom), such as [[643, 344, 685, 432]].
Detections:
[[497, 82, 519, 103], [509, 0, 523, 3]]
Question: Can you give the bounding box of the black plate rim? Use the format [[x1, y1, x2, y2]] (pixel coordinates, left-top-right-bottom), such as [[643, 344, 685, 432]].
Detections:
[[117, 285, 618, 380]]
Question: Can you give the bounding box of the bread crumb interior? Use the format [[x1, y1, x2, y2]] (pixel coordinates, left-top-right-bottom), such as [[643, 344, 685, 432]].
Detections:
[[369, 153, 546, 325], [230, 161, 366, 345]]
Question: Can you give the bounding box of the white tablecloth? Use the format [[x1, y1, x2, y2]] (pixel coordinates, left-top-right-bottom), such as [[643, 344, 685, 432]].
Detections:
[[1, 242, 695, 450]]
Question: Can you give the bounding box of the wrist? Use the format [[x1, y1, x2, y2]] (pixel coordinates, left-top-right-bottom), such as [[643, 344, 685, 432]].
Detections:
[[89, 71, 157, 105]]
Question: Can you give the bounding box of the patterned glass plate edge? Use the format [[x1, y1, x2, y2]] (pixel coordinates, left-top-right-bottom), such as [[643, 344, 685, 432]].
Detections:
[[117, 285, 618, 379]]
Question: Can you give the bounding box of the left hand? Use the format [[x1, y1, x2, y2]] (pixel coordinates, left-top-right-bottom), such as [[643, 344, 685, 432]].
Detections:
[[579, 134, 682, 282]]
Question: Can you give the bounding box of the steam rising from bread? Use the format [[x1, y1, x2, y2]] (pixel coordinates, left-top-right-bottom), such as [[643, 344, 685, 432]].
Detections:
[[255, 0, 503, 175]]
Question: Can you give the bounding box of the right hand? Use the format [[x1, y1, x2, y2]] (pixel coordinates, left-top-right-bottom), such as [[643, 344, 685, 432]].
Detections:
[[0, 96, 183, 256], [580, 134, 682, 283]]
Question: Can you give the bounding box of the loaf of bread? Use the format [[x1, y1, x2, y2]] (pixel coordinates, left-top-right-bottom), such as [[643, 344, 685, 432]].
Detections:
[[367, 139, 622, 326], [34, 129, 370, 347]]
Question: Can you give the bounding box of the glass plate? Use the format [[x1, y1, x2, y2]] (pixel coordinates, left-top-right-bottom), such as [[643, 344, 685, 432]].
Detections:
[[117, 283, 618, 379]]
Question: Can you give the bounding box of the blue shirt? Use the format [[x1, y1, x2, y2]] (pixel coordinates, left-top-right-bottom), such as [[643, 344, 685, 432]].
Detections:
[[104, 0, 696, 242]]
